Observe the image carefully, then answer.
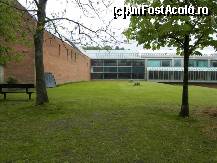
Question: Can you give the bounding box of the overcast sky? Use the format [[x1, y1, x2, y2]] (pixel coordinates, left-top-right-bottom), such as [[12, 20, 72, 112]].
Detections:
[[18, 0, 144, 50], [18, 0, 215, 53]]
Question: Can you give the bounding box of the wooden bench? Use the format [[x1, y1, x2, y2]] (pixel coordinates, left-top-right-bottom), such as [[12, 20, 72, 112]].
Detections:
[[0, 84, 35, 100]]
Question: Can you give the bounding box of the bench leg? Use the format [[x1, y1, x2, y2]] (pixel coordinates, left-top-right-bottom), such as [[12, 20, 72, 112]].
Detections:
[[3, 93, 6, 100]]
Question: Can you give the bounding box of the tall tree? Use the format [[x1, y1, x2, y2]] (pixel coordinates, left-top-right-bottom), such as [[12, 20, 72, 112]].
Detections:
[[33, 0, 49, 105], [0, 0, 117, 105], [124, 0, 217, 117]]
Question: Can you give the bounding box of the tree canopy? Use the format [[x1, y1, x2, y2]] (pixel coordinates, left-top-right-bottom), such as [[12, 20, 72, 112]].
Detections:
[[0, 0, 28, 64], [124, 0, 217, 117], [124, 0, 217, 54]]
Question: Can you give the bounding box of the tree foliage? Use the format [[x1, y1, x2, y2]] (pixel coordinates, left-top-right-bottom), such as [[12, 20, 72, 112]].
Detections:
[[124, 0, 217, 53], [124, 0, 217, 117], [0, 0, 27, 64]]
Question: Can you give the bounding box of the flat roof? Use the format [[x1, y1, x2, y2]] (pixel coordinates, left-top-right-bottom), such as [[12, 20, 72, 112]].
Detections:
[[147, 67, 217, 72], [85, 50, 217, 60]]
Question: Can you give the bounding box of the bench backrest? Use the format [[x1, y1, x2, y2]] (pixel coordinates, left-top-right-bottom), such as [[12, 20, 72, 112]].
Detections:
[[0, 84, 35, 89]]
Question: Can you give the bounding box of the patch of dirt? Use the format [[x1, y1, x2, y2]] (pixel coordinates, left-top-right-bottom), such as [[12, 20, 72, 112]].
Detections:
[[202, 108, 217, 118], [193, 84, 217, 89]]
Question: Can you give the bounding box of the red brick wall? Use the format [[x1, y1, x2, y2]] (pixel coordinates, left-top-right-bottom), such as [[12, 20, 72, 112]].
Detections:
[[43, 33, 90, 84], [3, 1, 90, 84], [4, 43, 35, 84], [4, 32, 90, 84]]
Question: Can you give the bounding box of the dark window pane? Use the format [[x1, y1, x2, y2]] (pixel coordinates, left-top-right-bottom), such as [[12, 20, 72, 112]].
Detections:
[[104, 67, 117, 72], [118, 67, 132, 73], [132, 60, 145, 66], [189, 60, 208, 67], [175, 71, 183, 80], [132, 73, 144, 79], [211, 61, 217, 67], [91, 60, 103, 66], [149, 71, 154, 80], [118, 60, 132, 66], [189, 60, 196, 67], [162, 60, 171, 67], [104, 60, 117, 66], [174, 59, 182, 67], [93, 67, 103, 72], [91, 73, 103, 79], [118, 73, 131, 79], [132, 67, 144, 73], [104, 73, 117, 79]]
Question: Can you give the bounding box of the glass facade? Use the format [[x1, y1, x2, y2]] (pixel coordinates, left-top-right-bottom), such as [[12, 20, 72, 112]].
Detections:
[[148, 70, 217, 81], [148, 60, 172, 67], [104, 60, 117, 66], [189, 60, 208, 67], [91, 59, 145, 79], [174, 59, 182, 67], [91, 58, 217, 82]]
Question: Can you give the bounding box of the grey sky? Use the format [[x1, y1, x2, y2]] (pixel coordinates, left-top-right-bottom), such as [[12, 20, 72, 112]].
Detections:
[[18, 0, 215, 53]]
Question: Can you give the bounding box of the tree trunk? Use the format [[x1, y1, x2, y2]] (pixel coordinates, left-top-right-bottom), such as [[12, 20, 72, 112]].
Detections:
[[34, 0, 49, 105], [180, 35, 190, 117]]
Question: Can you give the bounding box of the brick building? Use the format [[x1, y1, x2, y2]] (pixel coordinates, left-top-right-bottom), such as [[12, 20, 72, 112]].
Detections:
[[0, 2, 90, 85]]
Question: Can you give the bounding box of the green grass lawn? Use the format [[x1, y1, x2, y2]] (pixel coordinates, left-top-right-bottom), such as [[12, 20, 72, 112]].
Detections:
[[1, 81, 217, 162]]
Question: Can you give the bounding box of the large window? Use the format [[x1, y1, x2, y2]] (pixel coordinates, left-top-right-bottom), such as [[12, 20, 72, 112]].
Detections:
[[104, 67, 117, 73], [148, 60, 161, 67], [211, 60, 217, 67], [104, 73, 117, 79], [118, 67, 132, 73], [161, 60, 172, 67], [188, 71, 208, 81], [118, 73, 131, 79], [189, 60, 208, 67], [148, 60, 171, 67], [132, 67, 144, 73], [132, 73, 144, 79], [174, 71, 182, 80], [132, 60, 145, 66], [174, 59, 182, 67], [92, 67, 103, 72], [104, 60, 117, 66], [118, 60, 132, 66], [91, 60, 103, 66], [211, 72, 217, 80], [91, 73, 103, 79]]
